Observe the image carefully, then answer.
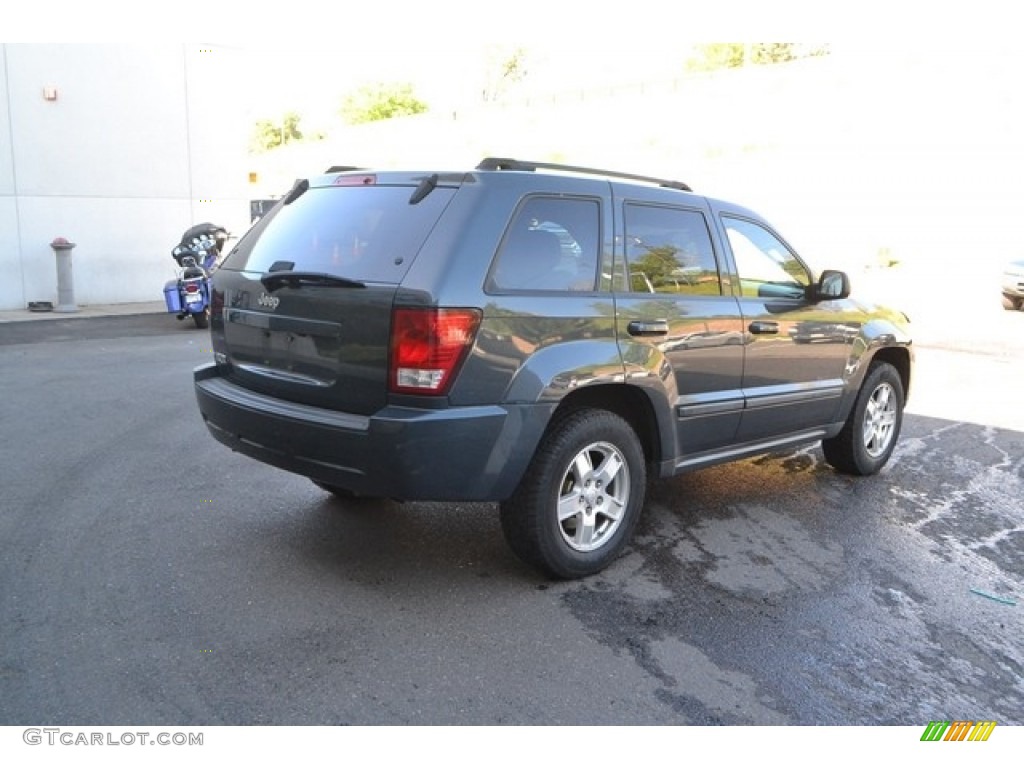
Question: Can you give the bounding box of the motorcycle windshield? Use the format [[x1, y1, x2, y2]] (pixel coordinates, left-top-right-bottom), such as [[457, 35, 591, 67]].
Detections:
[[180, 222, 225, 244], [212, 178, 458, 415]]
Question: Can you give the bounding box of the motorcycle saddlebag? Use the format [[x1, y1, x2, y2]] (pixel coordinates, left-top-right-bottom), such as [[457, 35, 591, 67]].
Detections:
[[163, 280, 182, 312]]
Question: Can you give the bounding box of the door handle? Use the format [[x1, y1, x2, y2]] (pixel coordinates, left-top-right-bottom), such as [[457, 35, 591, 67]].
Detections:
[[627, 320, 669, 337], [748, 321, 779, 335]]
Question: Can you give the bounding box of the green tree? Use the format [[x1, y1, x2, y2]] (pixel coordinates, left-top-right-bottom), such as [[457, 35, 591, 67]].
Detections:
[[686, 43, 829, 72], [686, 43, 748, 71], [250, 111, 303, 152], [481, 46, 528, 102], [633, 246, 685, 287], [340, 82, 428, 124]]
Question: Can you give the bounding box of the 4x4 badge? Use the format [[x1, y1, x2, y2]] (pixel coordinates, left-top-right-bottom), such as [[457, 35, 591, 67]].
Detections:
[[257, 293, 280, 310]]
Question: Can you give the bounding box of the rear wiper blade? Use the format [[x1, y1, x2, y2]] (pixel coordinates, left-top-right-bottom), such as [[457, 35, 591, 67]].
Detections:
[[408, 173, 438, 205], [260, 271, 366, 291]]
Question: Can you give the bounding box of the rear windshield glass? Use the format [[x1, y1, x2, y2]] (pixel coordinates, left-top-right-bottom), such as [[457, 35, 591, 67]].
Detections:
[[222, 184, 455, 283]]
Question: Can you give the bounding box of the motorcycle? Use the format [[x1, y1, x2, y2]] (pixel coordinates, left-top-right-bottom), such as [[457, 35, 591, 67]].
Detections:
[[162, 223, 228, 329]]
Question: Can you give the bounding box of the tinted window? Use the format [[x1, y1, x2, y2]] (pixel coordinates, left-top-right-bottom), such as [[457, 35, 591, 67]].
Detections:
[[623, 204, 721, 295], [488, 197, 599, 292], [222, 185, 455, 283], [722, 216, 810, 299]]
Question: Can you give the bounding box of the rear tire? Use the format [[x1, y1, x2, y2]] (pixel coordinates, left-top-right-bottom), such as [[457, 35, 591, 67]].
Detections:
[[500, 408, 646, 579], [193, 308, 210, 329], [822, 361, 904, 476], [1002, 293, 1022, 311]]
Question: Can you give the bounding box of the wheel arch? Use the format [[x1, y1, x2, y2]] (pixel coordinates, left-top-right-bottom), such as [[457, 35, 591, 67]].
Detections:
[[547, 383, 666, 469], [868, 345, 912, 402]]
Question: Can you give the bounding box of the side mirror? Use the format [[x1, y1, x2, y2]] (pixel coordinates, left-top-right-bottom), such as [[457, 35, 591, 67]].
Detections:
[[814, 269, 850, 301]]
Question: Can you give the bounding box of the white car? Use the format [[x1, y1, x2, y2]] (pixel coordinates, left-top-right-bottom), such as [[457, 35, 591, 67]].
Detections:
[[1002, 258, 1024, 310]]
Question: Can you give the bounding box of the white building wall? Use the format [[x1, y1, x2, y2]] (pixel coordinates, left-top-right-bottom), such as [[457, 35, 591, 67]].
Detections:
[[1, 49, 22, 310], [0, 44, 253, 310]]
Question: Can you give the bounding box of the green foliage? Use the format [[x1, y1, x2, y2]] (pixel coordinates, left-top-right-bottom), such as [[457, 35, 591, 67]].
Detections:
[[250, 111, 303, 152], [633, 246, 685, 287], [686, 44, 830, 72], [482, 46, 528, 102], [687, 43, 748, 71], [340, 82, 428, 124]]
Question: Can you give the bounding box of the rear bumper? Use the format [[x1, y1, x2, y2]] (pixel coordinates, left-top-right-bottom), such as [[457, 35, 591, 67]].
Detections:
[[193, 363, 551, 501]]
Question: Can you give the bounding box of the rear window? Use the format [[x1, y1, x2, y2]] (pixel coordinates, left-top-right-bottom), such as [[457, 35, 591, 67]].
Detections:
[[222, 184, 456, 283]]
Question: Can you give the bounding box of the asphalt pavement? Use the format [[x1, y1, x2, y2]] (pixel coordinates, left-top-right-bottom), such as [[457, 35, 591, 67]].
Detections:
[[0, 296, 1021, 729]]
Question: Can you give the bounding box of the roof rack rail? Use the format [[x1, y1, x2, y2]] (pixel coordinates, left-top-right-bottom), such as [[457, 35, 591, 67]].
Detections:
[[324, 165, 365, 173], [476, 157, 692, 192]]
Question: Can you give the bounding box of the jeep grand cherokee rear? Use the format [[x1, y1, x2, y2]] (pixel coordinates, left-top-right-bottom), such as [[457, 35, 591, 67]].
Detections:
[[195, 169, 553, 502], [195, 159, 912, 579]]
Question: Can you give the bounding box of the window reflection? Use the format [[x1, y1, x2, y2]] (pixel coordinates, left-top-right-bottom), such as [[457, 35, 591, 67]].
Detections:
[[623, 204, 721, 295]]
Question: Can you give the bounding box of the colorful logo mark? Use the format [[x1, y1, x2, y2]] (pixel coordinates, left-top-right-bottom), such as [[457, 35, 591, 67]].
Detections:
[[920, 721, 996, 742]]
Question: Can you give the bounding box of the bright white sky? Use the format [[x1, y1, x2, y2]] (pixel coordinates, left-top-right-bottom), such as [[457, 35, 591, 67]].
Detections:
[[11, 0, 1010, 48], [12, 0, 1017, 116], [9, 1, 812, 41]]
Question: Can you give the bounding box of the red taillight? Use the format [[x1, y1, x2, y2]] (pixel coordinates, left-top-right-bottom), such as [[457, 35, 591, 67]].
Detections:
[[389, 308, 481, 395], [184, 282, 200, 293]]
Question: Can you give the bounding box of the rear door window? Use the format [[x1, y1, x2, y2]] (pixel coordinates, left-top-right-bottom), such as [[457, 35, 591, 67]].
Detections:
[[222, 184, 456, 283], [487, 197, 600, 292]]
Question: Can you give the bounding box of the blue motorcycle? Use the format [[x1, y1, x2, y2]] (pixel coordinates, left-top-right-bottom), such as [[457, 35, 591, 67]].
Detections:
[[163, 223, 228, 329]]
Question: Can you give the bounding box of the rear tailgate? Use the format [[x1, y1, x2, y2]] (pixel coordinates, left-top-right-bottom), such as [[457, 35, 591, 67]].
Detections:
[[211, 173, 459, 415]]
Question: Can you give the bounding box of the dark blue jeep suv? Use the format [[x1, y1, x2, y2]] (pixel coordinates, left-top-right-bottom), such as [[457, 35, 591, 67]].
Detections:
[[194, 158, 913, 578]]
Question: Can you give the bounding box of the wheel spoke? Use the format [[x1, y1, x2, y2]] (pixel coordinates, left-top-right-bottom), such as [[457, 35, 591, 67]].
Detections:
[[557, 493, 581, 523], [571, 452, 593, 484], [593, 452, 624, 489], [862, 418, 875, 446], [574, 514, 597, 548], [604, 495, 625, 521], [874, 386, 890, 410]]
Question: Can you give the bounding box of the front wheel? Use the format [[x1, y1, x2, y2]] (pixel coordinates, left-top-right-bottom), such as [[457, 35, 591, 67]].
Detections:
[[500, 408, 646, 579], [822, 361, 905, 476]]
